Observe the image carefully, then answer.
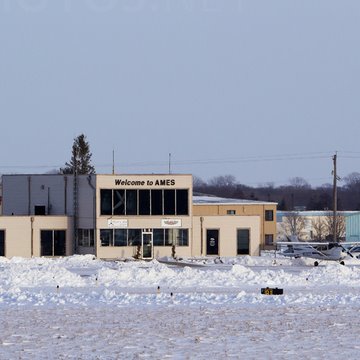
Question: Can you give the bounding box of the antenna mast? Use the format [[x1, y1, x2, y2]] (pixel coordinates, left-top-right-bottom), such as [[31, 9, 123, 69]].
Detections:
[[168, 153, 171, 174], [112, 149, 115, 175]]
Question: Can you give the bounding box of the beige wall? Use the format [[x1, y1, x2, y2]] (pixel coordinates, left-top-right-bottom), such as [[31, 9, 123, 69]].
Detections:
[[96, 217, 193, 259], [0, 216, 73, 258], [96, 174, 193, 259], [97, 243, 191, 260], [192, 215, 261, 256], [0, 173, 277, 259], [193, 203, 277, 247]]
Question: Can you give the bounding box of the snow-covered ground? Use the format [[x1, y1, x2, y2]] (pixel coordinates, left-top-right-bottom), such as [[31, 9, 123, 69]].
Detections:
[[1, 254, 360, 359]]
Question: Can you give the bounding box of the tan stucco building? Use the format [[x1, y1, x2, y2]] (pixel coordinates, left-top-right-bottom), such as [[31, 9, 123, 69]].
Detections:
[[0, 174, 277, 259]]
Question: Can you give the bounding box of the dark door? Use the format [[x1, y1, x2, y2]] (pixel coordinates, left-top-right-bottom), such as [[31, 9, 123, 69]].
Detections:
[[41, 230, 53, 256], [237, 229, 250, 255], [206, 229, 219, 255], [54, 230, 66, 256], [41, 230, 66, 256], [0, 230, 5, 256]]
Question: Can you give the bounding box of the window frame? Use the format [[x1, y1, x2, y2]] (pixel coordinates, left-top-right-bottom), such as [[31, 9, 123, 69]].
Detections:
[[40, 229, 66, 256], [265, 234, 274, 245], [100, 188, 190, 216], [237, 228, 250, 255], [265, 210, 274, 221]]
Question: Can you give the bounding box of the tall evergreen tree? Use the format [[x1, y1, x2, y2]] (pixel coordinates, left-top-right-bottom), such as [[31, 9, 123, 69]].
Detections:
[[61, 134, 95, 174]]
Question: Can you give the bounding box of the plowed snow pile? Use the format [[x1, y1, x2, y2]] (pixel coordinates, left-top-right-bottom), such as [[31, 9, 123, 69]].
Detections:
[[1, 255, 360, 359]]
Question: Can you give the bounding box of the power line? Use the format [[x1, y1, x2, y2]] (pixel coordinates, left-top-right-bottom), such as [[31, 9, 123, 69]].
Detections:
[[0, 151, 355, 172]]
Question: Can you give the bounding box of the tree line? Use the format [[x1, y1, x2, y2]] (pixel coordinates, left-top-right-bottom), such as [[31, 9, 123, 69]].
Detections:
[[193, 174, 360, 211], [60, 135, 360, 211]]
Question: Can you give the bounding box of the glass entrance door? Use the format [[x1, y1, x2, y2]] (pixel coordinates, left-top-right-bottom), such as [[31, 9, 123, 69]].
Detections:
[[142, 231, 153, 259]]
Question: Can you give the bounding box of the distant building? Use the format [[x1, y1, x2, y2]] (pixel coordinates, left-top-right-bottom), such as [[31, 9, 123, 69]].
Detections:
[[0, 174, 277, 259], [345, 212, 360, 242], [277, 210, 360, 241]]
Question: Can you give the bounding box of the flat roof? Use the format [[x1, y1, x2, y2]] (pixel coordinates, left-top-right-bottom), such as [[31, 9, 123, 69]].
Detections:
[[277, 210, 360, 217], [193, 195, 277, 206]]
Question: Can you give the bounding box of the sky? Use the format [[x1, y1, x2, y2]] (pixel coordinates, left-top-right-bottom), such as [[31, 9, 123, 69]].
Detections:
[[1, 0, 360, 187]]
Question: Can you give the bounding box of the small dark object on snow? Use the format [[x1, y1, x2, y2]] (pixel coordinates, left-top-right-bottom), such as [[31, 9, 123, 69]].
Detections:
[[261, 287, 283, 295]]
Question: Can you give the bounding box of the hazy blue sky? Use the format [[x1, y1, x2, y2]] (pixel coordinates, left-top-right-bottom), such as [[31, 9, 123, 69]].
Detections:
[[1, 0, 360, 187]]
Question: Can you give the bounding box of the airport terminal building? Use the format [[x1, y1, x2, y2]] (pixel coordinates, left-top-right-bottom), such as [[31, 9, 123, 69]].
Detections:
[[0, 174, 277, 259]]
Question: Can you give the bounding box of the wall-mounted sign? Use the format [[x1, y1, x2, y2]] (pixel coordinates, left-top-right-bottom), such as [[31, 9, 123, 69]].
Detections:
[[108, 219, 128, 228], [161, 219, 182, 228], [114, 178, 176, 187]]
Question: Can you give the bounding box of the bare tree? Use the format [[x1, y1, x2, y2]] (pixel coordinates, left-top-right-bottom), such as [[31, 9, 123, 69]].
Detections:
[[311, 217, 327, 241], [281, 212, 307, 239], [343, 172, 360, 189], [289, 177, 311, 189], [208, 175, 236, 187], [193, 176, 206, 188], [324, 213, 346, 241]]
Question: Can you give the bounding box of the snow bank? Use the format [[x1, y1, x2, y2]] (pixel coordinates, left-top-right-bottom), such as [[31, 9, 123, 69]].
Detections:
[[1, 255, 360, 308]]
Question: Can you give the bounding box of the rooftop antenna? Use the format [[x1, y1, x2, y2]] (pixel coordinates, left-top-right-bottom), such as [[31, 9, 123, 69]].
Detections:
[[112, 149, 115, 175], [168, 153, 171, 174]]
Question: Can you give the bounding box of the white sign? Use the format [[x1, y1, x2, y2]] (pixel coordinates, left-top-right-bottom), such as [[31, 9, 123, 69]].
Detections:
[[108, 219, 128, 228], [161, 219, 182, 228]]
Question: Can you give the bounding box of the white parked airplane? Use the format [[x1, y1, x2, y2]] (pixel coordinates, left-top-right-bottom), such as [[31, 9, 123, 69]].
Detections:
[[276, 236, 360, 266]]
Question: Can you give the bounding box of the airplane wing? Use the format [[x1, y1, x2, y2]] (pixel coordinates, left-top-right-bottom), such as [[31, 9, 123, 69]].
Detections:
[[276, 241, 342, 260], [276, 241, 331, 246]]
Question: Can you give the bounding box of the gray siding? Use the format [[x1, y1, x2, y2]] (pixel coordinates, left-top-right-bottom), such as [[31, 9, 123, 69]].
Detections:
[[78, 175, 96, 228], [3, 176, 30, 215], [346, 213, 360, 242], [2, 175, 96, 224]]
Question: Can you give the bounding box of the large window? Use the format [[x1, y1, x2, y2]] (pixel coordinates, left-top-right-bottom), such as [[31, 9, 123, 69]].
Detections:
[[113, 190, 125, 215], [99, 228, 189, 247], [164, 190, 175, 215], [77, 229, 95, 247], [176, 190, 189, 215], [41, 230, 66, 256], [139, 190, 150, 215], [100, 229, 112, 246], [126, 190, 138, 215], [155, 229, 189, 247], [100, 189, 189, 216], [153, 229, 165, 246], [0, 230, 5, 257], [128, 229, 141, 246], [151, 190, 163, 215], [100, 229, 141, 247], [101, 190, 112, 215], [114, 229, 127, 246]]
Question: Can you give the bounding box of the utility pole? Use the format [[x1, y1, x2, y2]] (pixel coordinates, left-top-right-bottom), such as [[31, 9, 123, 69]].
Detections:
[[332, 152, 337, 242], [73, 164, 78, 254]]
